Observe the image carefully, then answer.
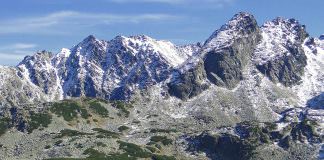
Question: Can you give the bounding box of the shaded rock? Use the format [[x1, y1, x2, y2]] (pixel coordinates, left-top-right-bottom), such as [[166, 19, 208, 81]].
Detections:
[[187, 132, 255, 160], [256, 43, 307, 86], [319, 34, 324, 40], [306, 92, 324, 109], [168, 60, 209, 100]]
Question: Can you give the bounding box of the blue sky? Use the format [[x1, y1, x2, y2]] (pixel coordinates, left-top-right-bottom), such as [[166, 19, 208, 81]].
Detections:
[[0, 0, 323, 66]]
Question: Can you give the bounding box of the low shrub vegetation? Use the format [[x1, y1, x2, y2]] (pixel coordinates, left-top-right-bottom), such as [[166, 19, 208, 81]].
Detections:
[[93, 128, 119, 138], [0, 117, 10, 136], [150, 136, 173, 146], [51, 101, 89, 121], [89, 101, 109, 117], [56, 129, 93, 138], [27, 112, 52, 133], [117, 140, 152, 158]]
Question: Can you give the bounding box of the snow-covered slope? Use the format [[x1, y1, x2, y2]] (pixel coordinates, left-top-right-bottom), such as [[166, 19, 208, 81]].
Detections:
[[17, 51, 64, 101], [293, 38, 324, 108]]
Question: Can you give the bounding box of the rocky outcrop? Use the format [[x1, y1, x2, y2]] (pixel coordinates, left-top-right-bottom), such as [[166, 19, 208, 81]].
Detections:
[[186, 132, 256, 160], [186, 121, 322, 160], [17, 51, 60, 96], [168, 60, 209, 100], [256, 46, 307, 86], [254, 18, 309, 86], [0, 66, 47, 108], [203, 12, 261, 89]]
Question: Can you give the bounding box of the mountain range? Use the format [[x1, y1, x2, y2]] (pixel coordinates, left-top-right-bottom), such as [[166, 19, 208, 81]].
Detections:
[[0, 12, 323, 160]]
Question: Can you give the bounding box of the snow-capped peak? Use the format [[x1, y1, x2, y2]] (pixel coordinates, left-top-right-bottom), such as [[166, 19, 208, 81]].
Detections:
[[204, 12, 258, 51], [253, 17, 308, 65], [80, 35, 98, 44], [74, 35, 108, 55], [57, 48, 71, 58]]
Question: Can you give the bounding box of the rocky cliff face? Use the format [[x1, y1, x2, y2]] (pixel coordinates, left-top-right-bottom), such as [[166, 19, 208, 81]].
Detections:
[[254, 18, 309, 86], [17, 51, 62, 99], [0, 65, 49, 108], [203, 12, 261, 88], [168, 59, 209, 100]]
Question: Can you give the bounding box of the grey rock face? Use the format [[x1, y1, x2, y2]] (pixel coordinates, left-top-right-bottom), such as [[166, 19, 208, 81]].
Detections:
[[255, 18, 308, 86], [203, 12, 261, 89], [187, 132, 254, 160], [59, 35, 108, 98], [0, 66, 46, 108], [17, 51, 59, 95], [319, 34, 324, 40], [256, 45, 307, 86], [168, 60, 209, 100]]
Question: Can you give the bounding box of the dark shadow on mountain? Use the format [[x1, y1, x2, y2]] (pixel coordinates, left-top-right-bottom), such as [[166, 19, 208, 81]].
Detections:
[[109, 86, 131, 100], [185, 131, 256, 160], [306, 92, 324, 109]]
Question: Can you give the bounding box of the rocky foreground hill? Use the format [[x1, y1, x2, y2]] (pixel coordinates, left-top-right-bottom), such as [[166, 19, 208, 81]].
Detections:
[[0, 12, 323, 160]]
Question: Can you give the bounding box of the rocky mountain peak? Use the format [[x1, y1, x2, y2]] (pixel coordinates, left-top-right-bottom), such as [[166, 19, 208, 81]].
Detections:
[[253, 18, 306, 65], [18, 50, 53, 66], [227, 12, 257, 28], [74, 35, 107, 54], [202, 12, 261, 89], [254, 17, 309, 86], [204, 12, 259, 51], [263, 17, 308, 43], [80, 35, 97, 44]]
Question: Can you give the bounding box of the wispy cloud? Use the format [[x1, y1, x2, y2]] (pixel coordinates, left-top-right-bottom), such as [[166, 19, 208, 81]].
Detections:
[[0, 43, 37, 65], [0, 43, 38, 50], [110, 0, 234, 5], [0, 53, 26, 60], [0, 11, 180, 35], [0, 51, 29, 66]]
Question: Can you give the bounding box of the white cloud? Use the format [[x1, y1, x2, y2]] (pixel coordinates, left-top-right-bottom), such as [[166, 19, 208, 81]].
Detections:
[[11, 43, 37, 50], [0, 50, 36, 66], [0, 43, 37, 65], [0, 43, 37, 51], [0, 53, 26, 60], [0, 11, 180, 35], [0, 53, 27, 66]]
